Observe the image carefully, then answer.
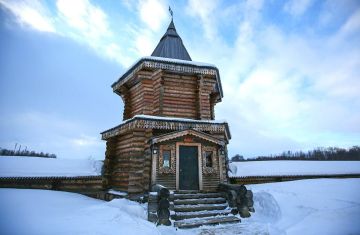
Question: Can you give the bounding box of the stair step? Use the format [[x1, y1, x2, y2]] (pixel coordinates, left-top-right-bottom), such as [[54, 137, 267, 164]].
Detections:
[[174, 215, 241, 229], [174, 192, 223, 199], [174, 203, 228, 212], [174, 197, 226, 205], [172, 209, 232, 220], [174, 190, 201, 194]]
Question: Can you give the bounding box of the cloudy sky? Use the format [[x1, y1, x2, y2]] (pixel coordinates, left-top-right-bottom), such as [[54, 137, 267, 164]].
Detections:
[[0, 0, 359, 159]]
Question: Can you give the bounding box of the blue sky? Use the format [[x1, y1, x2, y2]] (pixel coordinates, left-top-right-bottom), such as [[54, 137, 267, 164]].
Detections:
[[0, 0, 359, 159]]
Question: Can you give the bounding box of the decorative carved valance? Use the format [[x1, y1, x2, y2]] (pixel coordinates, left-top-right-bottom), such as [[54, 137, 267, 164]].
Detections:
[[101, 117, 230, 141]]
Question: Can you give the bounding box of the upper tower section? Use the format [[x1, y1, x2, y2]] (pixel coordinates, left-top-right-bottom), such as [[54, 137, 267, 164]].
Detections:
[[112, 18, 224, 121], [151, 19, 192, 61]]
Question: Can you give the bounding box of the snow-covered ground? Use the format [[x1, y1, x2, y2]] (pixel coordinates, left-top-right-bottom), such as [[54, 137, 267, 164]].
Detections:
[[0, 156, 102, 177], [1, 178, 359, 235], [229, 160, 360, 177]]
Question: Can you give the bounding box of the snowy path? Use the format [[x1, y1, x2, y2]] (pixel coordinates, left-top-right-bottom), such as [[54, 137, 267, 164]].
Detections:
[[1, 178, 359, 235]]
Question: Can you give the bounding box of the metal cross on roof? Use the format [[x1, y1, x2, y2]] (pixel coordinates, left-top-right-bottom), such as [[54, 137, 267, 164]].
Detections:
[[169, 6, 173, 18]]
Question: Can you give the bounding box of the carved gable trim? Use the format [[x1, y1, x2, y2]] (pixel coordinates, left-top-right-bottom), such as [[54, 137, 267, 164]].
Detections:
[[101, 117, 231, 141], [151, 129, 225, 146]]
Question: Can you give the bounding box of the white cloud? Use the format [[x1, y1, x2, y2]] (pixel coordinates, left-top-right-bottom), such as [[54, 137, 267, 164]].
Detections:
[[187, 1, 360, 157], [0, 0, 55, 32], [138, 0, 168, 32], [71, 134, 102, 147], [186, 0, 219, 39], [55, 0, 135, 67], [56, 0, 111, 39], [283, 0, 313, 17], [0, 111, 105, 159], [2, 1, 359, 157], [336, 9, 360, 39]]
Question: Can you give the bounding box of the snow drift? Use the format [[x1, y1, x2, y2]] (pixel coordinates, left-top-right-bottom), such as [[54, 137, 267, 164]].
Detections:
[[1, 178, 359, 235]]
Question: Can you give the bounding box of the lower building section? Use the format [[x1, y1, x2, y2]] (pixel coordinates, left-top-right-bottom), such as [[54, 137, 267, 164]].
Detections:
[[101, 117, 231, 194]]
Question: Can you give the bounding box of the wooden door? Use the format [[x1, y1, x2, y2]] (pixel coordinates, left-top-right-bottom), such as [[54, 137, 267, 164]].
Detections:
[[179, 146, 199, 190]]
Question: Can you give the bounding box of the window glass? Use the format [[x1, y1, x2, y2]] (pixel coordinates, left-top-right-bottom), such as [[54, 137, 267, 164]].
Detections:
[[163, 150, 171, 168], [205, 151, 213, 167]]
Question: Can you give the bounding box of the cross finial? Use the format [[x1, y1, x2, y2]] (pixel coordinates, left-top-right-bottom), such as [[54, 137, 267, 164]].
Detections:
[[169, 6, 173, 19]]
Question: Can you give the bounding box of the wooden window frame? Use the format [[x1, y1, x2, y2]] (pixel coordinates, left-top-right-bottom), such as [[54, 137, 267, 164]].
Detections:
[[202, 146, 218, 175], [158, 144, 176, 174]]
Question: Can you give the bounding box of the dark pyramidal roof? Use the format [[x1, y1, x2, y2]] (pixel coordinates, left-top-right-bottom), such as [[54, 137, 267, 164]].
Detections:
[[151, 19, 192, 61]]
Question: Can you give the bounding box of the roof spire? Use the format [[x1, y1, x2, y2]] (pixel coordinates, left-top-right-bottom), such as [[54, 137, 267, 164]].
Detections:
[[150, 13, 192, 61]]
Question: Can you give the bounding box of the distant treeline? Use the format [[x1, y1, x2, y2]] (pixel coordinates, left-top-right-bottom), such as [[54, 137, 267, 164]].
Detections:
[[0, 147, 57, 158], [232, 146, 360, 161]]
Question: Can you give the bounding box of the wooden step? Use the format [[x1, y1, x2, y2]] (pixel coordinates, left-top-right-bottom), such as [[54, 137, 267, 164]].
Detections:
[[174, 190, 201, 194], [172, 209, 232, 220], [174, 203, 228, 212], [174, 192, 223, 199], [174, 197, 226, 205], [174, 216, 241, 229]]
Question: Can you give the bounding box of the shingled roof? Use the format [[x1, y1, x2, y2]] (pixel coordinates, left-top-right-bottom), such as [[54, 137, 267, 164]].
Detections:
[[151, 19, 192, 61]]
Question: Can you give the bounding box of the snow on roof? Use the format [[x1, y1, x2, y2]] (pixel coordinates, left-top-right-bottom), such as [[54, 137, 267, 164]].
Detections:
[[229, 160, 360, 178], [112, 56, 218, 88], [131, 114, 227, 123], [100, 114, 229, 136], [143, 56, 217, 67], [0, 156, 102, 177]]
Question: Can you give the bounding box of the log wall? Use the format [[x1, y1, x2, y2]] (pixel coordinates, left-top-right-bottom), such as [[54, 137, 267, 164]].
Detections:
[[104, 129, 153, 194], [120, 69, 219, 121], [0, 176, 105, 199]]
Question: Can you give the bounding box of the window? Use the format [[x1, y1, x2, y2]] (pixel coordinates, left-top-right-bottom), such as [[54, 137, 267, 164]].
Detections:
[[163, 150, 171, 168], [205, 151, 213, 167]]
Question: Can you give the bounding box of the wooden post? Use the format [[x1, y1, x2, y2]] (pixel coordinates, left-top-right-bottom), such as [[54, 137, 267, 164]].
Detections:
[[159, 77, 164, 116], [196, 75, 203, 120], [149, 184, 171, 226], [151, 146, 158, 185], [119, 86, 131, 120]]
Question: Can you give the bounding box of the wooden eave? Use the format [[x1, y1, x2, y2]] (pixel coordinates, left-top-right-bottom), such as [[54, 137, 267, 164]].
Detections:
[[151, 129, 225, 146], [100, 116, 231, 141], [111, 57, 224, 100]]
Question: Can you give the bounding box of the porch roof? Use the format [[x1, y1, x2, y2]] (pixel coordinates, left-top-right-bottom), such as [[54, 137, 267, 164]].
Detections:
[[150, 129, 226, 146]]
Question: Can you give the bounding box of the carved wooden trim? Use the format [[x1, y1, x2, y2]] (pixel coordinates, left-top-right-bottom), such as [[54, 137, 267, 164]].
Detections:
[[202, 146, 218, 175], [101, 118, 230, 140], [158, 144, 176, 174], [151, 129, 225, 146], [113, 60, 217, 92], [218, 150, 224, 182]]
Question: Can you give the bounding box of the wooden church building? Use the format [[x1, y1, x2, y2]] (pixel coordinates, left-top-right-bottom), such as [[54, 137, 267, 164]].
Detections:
[[101, 19, 231, 195]]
